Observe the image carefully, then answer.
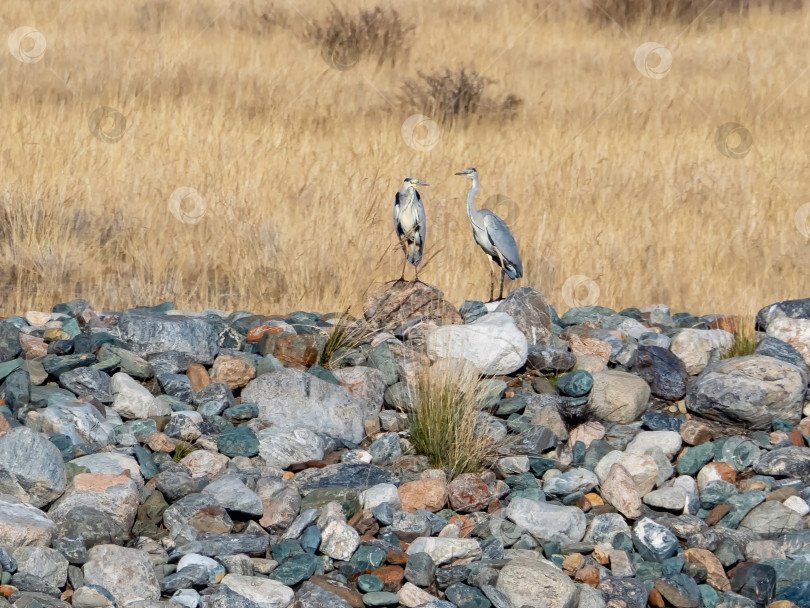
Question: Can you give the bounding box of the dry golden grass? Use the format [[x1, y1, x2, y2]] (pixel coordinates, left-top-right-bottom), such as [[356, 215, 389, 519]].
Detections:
[[1, 0, 809, 317]]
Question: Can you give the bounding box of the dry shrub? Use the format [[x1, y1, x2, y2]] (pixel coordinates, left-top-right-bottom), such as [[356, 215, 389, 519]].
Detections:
[[407, 359, 493, 478], [585, 0, 804, 25], [399, 68, 522, 125], [723, 316, 758, 359], [305, 6, 415, 69]]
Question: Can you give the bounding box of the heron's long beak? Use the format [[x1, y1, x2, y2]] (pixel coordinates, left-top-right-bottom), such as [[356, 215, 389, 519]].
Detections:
[[417, 181, 429, 186], [454, 171, 467, 176]]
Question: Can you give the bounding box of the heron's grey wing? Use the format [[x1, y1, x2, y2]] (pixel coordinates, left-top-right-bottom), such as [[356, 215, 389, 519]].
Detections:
[[414, 190, 426, 265], [482, 211, 523, 278], [394, 192, 404, 238]]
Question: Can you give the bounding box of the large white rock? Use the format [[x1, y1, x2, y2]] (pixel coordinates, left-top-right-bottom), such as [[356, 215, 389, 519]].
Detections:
[[670, 329, 733, 375], [0, 496, 56, 547], [504, 497, 587, 543], [588, 370, 651, 424], [221, 574, 294, 608], [40, 402, 117, 446], [406, 537, 482, 566], [595, 451, 660, 495], [83, 545, 161, 605], [426, 312, 529, 376], [256, 428, 325, 470], [496, 553, 579, 608], [320, 519, 361, 561], [766, 317, 810, 367], [242, 368, 377, 444], [330, 366, 387, 420], [626, 431, 682, 460], [359, 483, 401, 511], [111, 372, 170, 419]]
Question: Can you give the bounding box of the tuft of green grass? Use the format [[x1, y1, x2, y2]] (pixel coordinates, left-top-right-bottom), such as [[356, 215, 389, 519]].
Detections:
[[407, 359, 493, 478], [318, 311, 379, 370], [723, 316, 758, 359], [172, 441, 195, 462]]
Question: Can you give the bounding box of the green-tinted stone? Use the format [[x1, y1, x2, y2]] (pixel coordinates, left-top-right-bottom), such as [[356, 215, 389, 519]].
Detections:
[[613, 533, 634, 553], [133, 445, 159, 480], [506, 413, 532, 433], [270, 553, 319, 585], [134, 301, 174, 313], [544, 541, 560, 558], [719, 490, 766, 528], [357, 574, 384, 593], [48, 434, 76, 461], [59, 318, 81, 338], [699, 584, 718, 608], [677, 442, 715, 475], [300, 525, 321, 554], [308, 364, 340, 385], [1, 571, 10, 584], [217, 426, 259, 458], [511, 488, 546, 502], [529, 457, 556, 477], [256, 354, 284, 376], [92, 356, 120, 374], [352, 545, 386, 570], [556, 370, 593, 397], [300, 488, 361, 520], [271, 540, 304, 563], [663, 556, 685, 576], [0, 359, 23, 382], [41, 353, 96, 376], [585, 440, 615, 472], [504, 472, 537, 491], [761, 558, 810, 595], [771, 418, 795, 432], [700, 480, 738, 509], [362, 591, 399, 607], [98, 344, 154, 379], [562, 491, 584, 506], [367, 343, 398, 386], [634, 559, 664, 581], [65, 462, 90, 484], [223, 403, 259, 421]]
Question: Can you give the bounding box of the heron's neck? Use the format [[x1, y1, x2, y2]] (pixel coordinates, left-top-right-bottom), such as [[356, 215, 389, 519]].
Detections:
[[466, 176, 480, 223], [399, 186, 416, 206]]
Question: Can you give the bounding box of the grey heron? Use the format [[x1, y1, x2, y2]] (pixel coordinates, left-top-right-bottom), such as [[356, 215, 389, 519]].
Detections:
[[455, 167, 523, 301], [393, 177, 429, 282]]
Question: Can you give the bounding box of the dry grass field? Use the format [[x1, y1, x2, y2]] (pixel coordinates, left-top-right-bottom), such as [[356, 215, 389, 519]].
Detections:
[[1, 0, 809, 318]]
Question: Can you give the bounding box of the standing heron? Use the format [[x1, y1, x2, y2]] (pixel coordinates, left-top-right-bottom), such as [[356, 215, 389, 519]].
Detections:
[[393, 177, 429, 282], [455, 167, 523, 301]]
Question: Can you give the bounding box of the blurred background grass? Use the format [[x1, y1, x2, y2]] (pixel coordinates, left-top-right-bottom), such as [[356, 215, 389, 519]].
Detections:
[[1, 0, 808, 316]]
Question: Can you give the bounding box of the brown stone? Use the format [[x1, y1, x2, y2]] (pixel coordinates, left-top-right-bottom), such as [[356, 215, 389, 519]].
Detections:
[[679, 419, 714, 446], [0, 586, 17, 599], [0, 415, 11, 437], [788, 428, 806, 447], [186, 363, 210, 393], [577, 495, 593, 512], [766, 601, 799, 608], [348, 509, 379, 537], [697, 462, 737, 491], [648, 588, 665, 608], [567, 334, 612, 362], [265, 334, 319, 369], [655, 579, 698, 608], [562, 553, 584, 575], [362, 281, 461, 332], [398, 470, 448, 513], [601, 463, 642, 519], [146, 432, 179, 453], [585, 492, 604, 506], [247, 325, 284, 342], [19, 333, 48, 358], [73, 472, 132, 492], [766, 487, 798, 502], [210, 354, 255, 389], [710, 317, 741, 333], [684, 548, 730, 592], [447, 473, 492, 514], [371, 565, 405, 592], [704, 504, 731, 527], [386, 550, 408, 565], [738, 478, 769, 492], [308, 574, 363, 608], [575, 564, 600, 588], [593, 545, 610, 565], [448, 514, 474, 538]]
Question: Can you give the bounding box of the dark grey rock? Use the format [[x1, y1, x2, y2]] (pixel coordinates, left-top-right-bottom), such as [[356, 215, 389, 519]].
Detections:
[[730, 563, 776, 606], [119, 311, 219, 365], [633, 518, 679, 563], [369, 433, 401, 466], [0, 427, 67, 507], [404, 552, 436, 587], [293, 464, 397, 494], [168, 534, 270, 560], [632, 345, 688, 401], [754, 446, 810, 477], [755, 337, 808, 373], [57, 367, 112, 403]]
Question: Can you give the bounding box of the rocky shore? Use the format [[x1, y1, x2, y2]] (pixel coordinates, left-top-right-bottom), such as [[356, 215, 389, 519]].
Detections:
[[0, 283, 808, 608]]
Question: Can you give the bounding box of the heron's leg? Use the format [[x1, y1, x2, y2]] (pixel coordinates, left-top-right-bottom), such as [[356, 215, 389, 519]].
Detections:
[[488, 258, 496, 302], [499, 268, 506, 300]]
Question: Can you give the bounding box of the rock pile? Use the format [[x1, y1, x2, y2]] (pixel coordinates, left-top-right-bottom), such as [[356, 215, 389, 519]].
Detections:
[[0, 284, 807, 608]]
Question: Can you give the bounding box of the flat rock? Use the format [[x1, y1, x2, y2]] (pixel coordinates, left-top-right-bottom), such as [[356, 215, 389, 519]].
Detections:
[[494, 287, 553, 346], [496, 552, 578, 608], [118, 310, 219, 365], [220, 573, 294, 608], [111, 372, 169, 419], [292, 464, 397, 495], [0, 496, 56, 547], [243, 368, 375, 444], [83, 544, 161, 606], [0, 427, 67, 507], [406, 537, 482, 566], [753, 446, 810, 477], [426, 312, 529, 376], [363, 282, 461, 332], [201, 475, 264, 517], [504, 497, 586, 543], [257, 428, 325, 470], [671, 329, 734, 375], [40, 402, 116, 447], [70, 453, 143, 487], [739, 501, 806, 539], [686, 355, 806, 429]]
